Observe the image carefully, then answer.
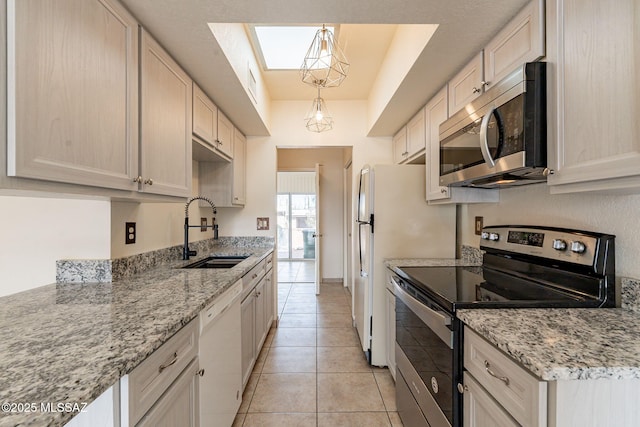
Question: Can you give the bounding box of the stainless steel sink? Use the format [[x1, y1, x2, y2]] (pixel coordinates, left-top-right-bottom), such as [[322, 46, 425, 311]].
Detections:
[[182, 255, 249, 269]]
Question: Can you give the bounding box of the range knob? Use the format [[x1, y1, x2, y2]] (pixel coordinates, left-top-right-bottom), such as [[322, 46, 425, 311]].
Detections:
[[488, 232, 500, 241], [552, 239, 567, 251], [481, 231, 490, 240], [570, 241, 586, 254]]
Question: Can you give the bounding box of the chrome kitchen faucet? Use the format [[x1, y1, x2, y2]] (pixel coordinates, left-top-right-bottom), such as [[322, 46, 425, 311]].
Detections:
[[183, 196, 217, 260]]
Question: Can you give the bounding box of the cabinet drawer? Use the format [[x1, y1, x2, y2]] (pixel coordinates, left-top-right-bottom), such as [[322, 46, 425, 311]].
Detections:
[[464, 328, 547, 426], [264, 252, 274, 272], [126, 319, 198, 425], [242, 259, 266, 298]]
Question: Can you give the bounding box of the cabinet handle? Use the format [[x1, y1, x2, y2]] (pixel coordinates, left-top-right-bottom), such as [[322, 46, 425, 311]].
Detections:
[[252, 274, 258, 279], [402, 151, 409, 156], [133, 176, 142, 183], [440, 188, 448, 194], [196, 368, 205, 377], [484, 360, 510, 386], [144, 178, 153, 185], [472, 87, 482, 94], [481, 80, 490, 87], [255, 291, 261, 298], [158, 352, 178, 373]]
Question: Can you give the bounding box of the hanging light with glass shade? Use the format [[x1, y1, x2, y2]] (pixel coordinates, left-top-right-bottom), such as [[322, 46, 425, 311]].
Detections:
[[305, 87, 333, 132], [300, 25, 349, 88]]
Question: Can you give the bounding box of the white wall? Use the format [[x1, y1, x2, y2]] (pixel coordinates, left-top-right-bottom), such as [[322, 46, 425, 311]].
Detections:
[[460, 184, 640, 279], [215, 100, 393, 279], [0, 195, 111, 297], [110, 161, 215, 258]]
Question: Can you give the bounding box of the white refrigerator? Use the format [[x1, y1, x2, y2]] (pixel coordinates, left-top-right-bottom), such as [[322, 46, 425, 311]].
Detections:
[[354, 164, 456, 366]]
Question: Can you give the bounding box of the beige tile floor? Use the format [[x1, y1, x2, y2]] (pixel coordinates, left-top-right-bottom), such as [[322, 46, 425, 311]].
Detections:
[[232, 263, 402, 427]]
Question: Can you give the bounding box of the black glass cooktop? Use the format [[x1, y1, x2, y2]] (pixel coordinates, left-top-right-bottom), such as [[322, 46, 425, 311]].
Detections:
[[395, 266, 602, 313]]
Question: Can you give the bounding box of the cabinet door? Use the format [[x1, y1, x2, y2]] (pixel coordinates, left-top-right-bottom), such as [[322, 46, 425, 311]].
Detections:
[[192, 83, 217, 146], [426, 87, 451, 201], [217, 111, 234, 159], [385, 289, 396, 380], [547, 0, 640, 194], [484, 0, 545, 87], [232, 129, 246, 206], [254, 278, 268, 352], [7, 0, 138, 191], [264, 271, 274, 328], [448, 52, 484, 117], [139, 28, 192, 197], [463, 373, 519, 427], [406, 108, 426, 159], [241, 294, 256, 388], [137, 358, 199, 427], [393, 126, 408, 164]]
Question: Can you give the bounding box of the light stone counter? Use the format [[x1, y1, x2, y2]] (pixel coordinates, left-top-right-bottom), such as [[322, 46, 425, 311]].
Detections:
[[458, 308, 640, 381], [0, 239, 273, 427]]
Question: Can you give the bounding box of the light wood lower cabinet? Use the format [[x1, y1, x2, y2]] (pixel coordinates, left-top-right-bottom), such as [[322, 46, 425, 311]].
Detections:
[[121, 319, 199, 426], [241, 255, 275, 388], [139, 28, 192, 198], [385, 287, 396, 380], [464, 373, 519, 427], [464, 326, 640, 427], [7, 0, 139, 191], [136, 357, 199, 427]]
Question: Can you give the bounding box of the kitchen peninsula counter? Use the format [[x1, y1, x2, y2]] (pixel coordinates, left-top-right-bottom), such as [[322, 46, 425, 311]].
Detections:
[[0, 240, 274, 427]]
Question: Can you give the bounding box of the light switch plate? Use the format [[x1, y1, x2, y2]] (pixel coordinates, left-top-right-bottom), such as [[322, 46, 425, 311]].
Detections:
[[257, 217, 269, 230], [475, 216, 483, 235]]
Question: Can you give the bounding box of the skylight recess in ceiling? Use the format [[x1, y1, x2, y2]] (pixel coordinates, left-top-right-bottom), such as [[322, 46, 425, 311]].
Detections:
[[251, 25, 335, 70]]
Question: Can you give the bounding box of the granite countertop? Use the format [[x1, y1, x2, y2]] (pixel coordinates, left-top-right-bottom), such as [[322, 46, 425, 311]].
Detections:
[[0, 243, 274, 427], [458, 308, 640, 381]]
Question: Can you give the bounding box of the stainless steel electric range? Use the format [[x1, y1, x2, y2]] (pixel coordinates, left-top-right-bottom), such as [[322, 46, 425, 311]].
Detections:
[[392, 225, 615, 427]]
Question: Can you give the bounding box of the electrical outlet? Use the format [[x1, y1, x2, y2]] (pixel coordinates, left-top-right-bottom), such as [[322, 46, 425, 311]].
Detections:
[[126, 222, 136, 244], [475, 216, 483, 235], [200, 217, 207, 232]]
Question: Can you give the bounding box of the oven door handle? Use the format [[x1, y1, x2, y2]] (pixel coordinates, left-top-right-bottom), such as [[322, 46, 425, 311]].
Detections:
[[393, 278, 454, 349]]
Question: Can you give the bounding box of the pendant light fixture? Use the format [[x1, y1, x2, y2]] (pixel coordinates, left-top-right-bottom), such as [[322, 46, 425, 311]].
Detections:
[[305, 87, 333, 132], [300, 25, 349, 88]]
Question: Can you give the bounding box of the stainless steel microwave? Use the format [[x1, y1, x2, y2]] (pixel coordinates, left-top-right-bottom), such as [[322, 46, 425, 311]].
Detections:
[[439, 62, 547, 189]]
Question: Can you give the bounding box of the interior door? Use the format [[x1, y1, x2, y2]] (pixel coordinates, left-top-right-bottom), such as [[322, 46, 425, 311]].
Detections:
[[345, 161, 353, 294], [314, 163, 322, 295], [354, 166, 371, 352]]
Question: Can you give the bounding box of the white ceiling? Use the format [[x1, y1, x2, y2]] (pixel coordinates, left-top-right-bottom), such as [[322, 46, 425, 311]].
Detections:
[[120, 0, 529, 136]]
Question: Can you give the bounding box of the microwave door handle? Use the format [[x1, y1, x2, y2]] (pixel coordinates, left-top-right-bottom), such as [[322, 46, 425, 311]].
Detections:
[[479, 106, 497, 168]]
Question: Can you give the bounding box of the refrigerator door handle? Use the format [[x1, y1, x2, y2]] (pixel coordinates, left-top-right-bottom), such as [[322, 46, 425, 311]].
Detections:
[[358, 222, 368, 277]]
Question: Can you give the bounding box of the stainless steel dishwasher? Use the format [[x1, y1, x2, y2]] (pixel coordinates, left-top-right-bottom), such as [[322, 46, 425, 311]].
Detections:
[[199, 279, 243, 426]]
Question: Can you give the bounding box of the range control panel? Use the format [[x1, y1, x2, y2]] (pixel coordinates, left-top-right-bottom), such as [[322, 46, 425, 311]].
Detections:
[[479, 225, 613, 267]]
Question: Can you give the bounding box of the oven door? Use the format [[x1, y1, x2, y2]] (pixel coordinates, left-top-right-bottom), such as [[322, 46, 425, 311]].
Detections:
[[394, 277, 456, 427]]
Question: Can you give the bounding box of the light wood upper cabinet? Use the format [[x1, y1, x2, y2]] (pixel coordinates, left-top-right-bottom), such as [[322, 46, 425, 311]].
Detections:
[[139, 28, 192, 198], [393, 126, 408, 164], [7, 0, 138, 191], [198, 126, 246, 207], [448, 52, 485, 117], [484, 0, 545, 89], [406, 108, 426, 160], [393, 109, 426, 164], [232, 129, 246, 206], [192, 83, 217, 146], [217, 111, 234, 159], [547, 0, 640, 194]]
